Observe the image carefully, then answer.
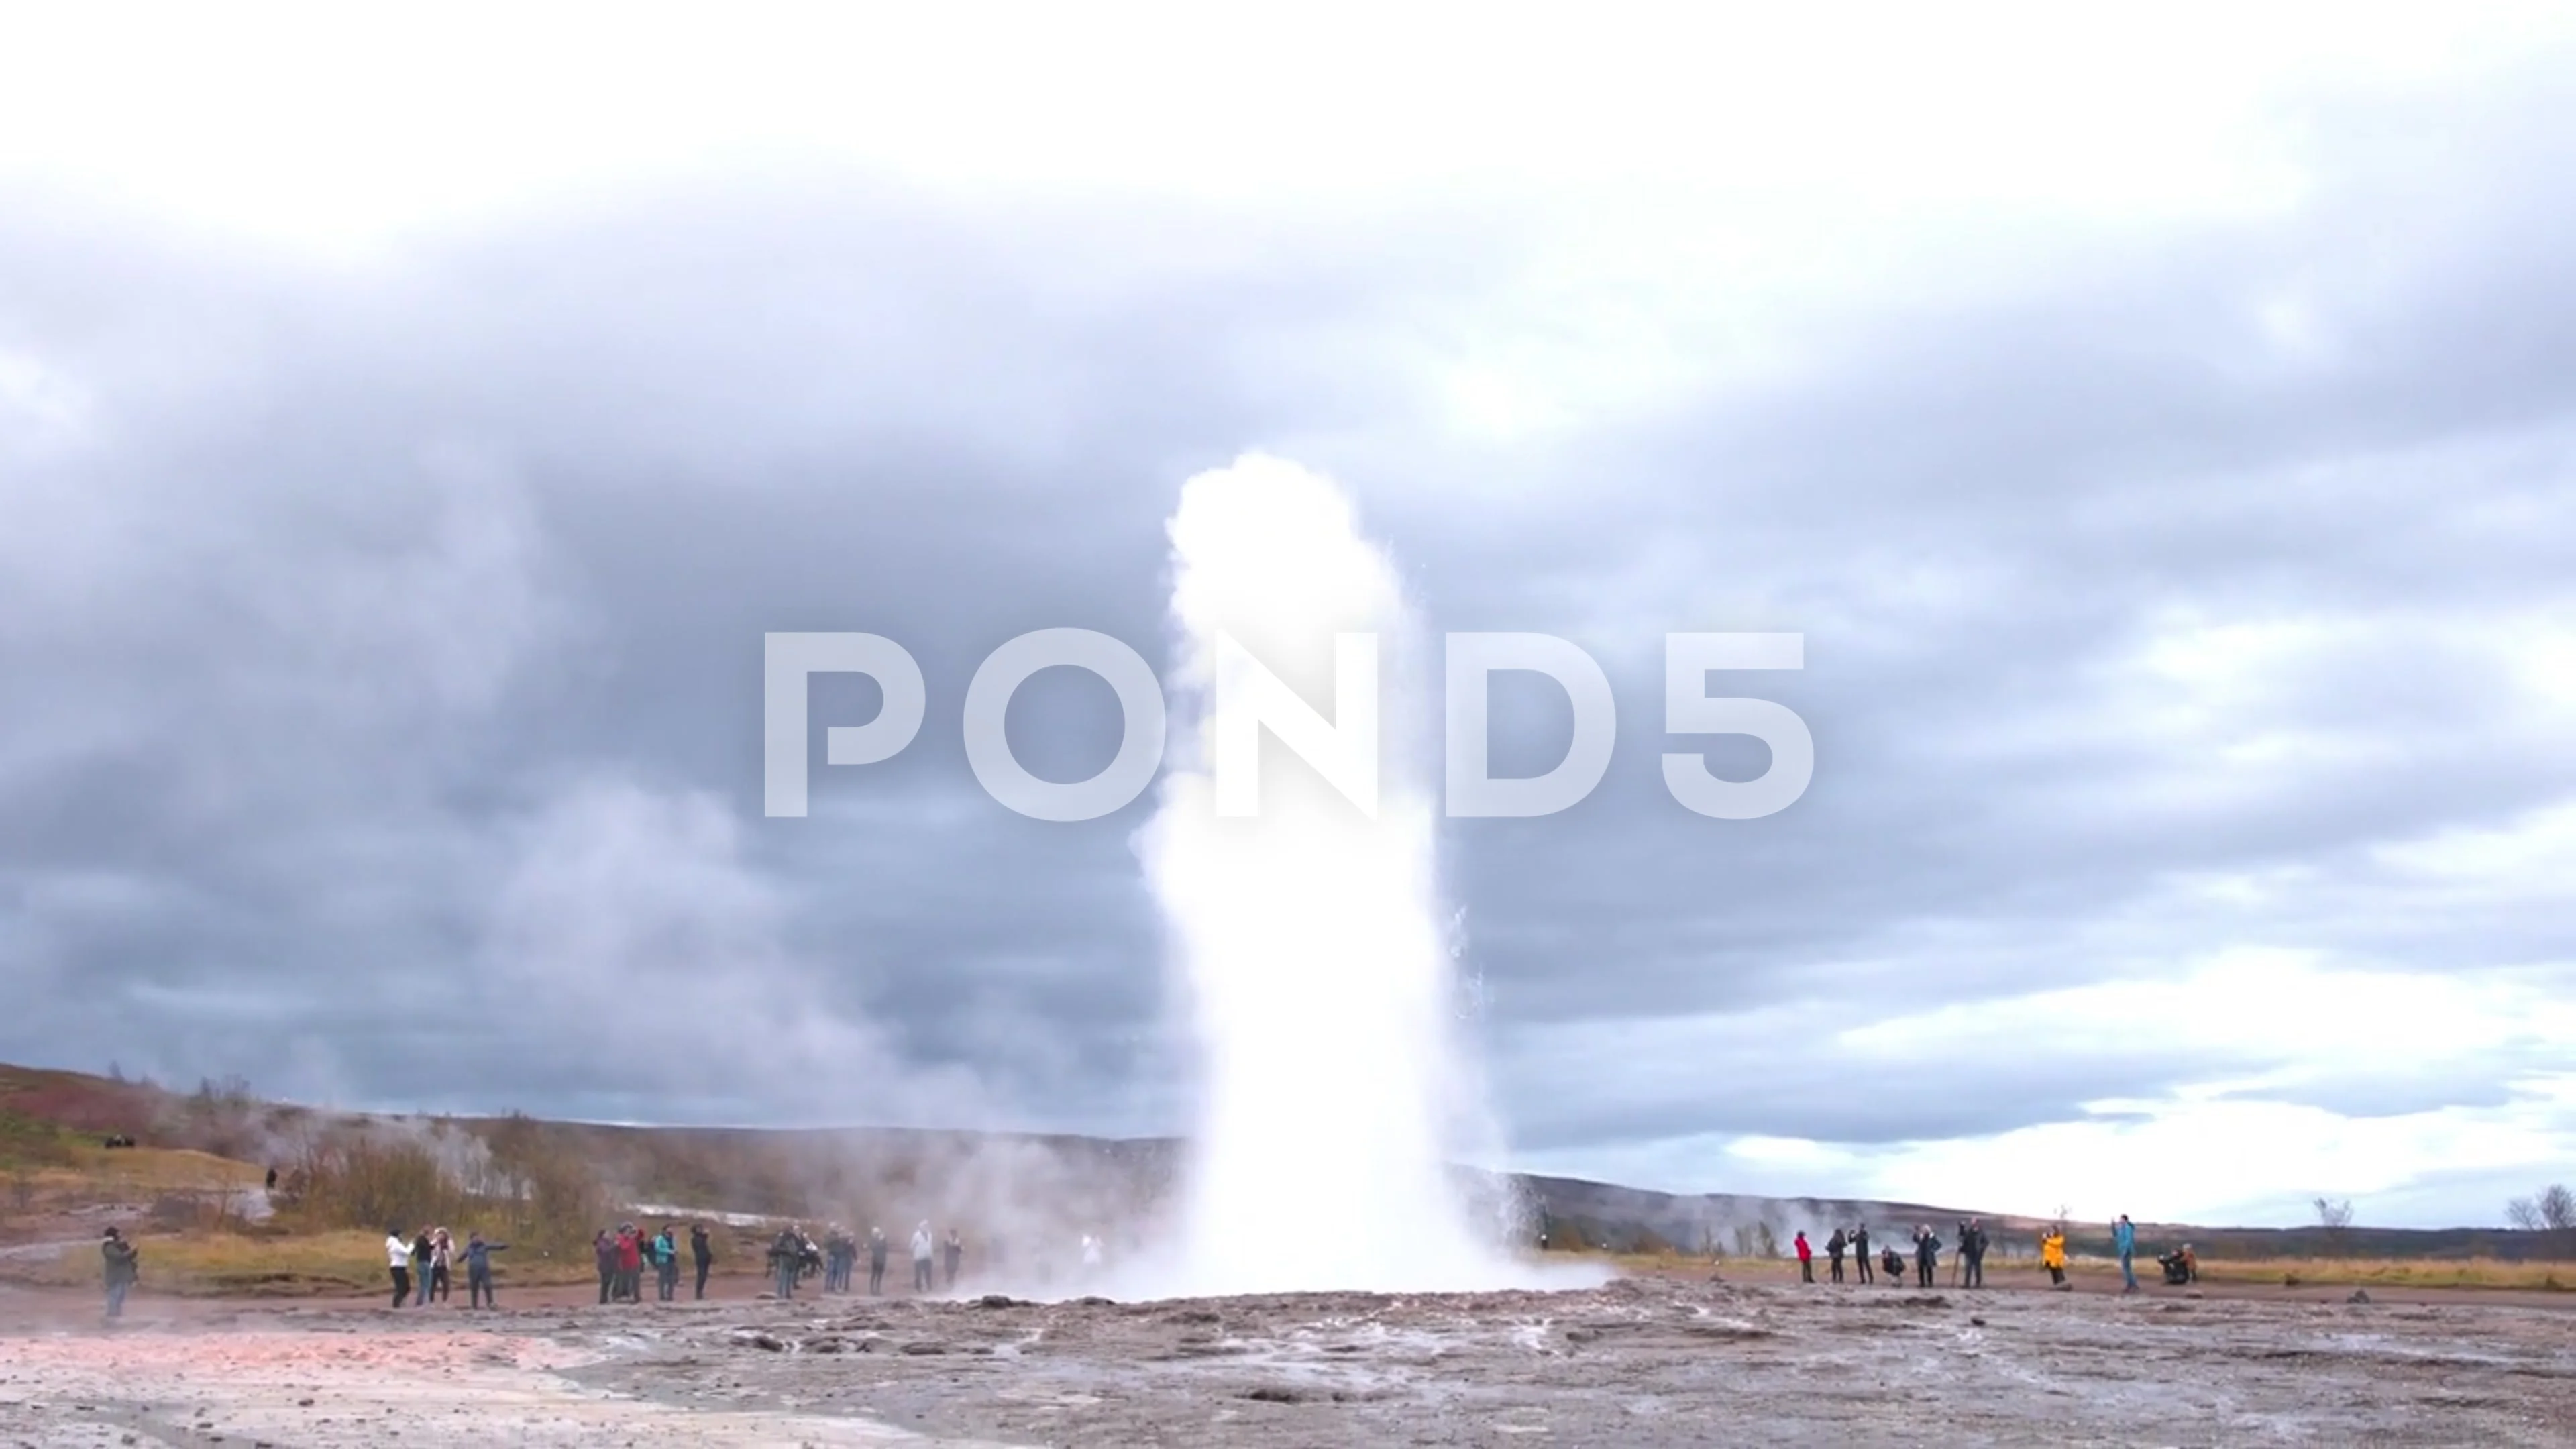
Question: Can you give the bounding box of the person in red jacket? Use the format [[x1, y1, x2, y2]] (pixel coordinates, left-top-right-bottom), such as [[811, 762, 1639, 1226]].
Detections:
[[1794, 1230, 1814, 1283], [615, 1224, 644, 1303]]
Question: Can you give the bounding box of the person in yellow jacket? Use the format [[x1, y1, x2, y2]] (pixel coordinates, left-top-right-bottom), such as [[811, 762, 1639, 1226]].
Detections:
[[2041, 1227, 2069, 1287]]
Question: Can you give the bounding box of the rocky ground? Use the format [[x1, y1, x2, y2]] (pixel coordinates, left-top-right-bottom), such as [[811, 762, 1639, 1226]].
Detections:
[[4, 1272, 2573, 1446]]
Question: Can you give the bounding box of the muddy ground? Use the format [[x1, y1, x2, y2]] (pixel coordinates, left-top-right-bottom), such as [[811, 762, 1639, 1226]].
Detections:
[[4, 1272, 2572, 1447]]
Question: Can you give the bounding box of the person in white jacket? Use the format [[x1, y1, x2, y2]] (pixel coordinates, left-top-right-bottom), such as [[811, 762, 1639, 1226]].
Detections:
[[385, 1227, 413, 1308], [910, 1222, 934, 1292]]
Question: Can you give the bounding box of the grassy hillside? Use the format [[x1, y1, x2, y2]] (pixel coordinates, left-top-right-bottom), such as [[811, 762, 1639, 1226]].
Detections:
[[5, 1061, 2567, 1289]]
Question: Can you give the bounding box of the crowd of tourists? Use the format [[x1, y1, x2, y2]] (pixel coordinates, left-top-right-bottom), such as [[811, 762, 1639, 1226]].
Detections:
[[95, 1202, 2198, 1322], [592, 1220, 718, 1303], [383, 1224, 508, 1308], [1786, 1220, 1984, 1286], [761, 1220, 967, 1299], [1785, 1213, 2184, 1293]]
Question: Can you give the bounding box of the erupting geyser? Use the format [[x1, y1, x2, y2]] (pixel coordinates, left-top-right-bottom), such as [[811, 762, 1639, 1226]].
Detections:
[[1137, 453, 1523, 1295]]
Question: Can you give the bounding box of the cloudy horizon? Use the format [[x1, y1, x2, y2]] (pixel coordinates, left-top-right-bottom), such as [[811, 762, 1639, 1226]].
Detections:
[[5, 4, 2574, 1230]]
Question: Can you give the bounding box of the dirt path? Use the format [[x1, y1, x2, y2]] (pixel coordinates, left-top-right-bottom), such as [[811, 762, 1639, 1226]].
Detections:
[[3, 1275, 2571, 1446]]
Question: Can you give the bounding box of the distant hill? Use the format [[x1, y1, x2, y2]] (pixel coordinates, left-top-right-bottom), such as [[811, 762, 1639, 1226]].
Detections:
[[3, 1062, 2559, 1264]]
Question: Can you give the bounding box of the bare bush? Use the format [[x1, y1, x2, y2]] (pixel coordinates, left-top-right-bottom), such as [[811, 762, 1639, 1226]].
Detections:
[[480, 1112, 613, 1254], [272, 1114, 611, 1256], [278, 1134, 466, 1234], [2506, 1184, 2574, 1258]]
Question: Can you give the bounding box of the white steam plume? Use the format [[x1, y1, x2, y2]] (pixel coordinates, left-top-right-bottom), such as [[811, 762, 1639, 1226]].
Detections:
[[1134, 453, 1537, 1295]]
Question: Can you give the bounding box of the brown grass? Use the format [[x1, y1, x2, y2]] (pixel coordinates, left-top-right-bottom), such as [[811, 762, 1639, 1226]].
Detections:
[[2182, 1256, 2569, 1291], [0, 1228, 602, 1297], [1, 1144, 264, 1237]]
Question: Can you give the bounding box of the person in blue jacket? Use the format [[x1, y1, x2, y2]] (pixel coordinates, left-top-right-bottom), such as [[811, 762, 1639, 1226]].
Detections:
[[653, 1226, 680, 1301], [2114, 1214, 2139, 1293]]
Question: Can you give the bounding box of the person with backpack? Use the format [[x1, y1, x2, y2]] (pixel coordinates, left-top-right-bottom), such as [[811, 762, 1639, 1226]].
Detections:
[[101, 1228, 140, 1321], [768, 1226, 804, 1299]]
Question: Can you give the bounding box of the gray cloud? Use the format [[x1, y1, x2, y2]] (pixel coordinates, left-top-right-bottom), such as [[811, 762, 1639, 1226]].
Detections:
[[3, 56, 2575, 1227]]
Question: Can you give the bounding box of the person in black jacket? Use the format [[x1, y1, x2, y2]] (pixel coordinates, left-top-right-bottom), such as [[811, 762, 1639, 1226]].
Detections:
[[1913, 1225, 1941, 1287], [593, 1230, 616, 1304], [1961, 1218, 1987, 1288], [1825, 1228, 1847, 1283], [411, 1230, 435, 1306], [690, 1223, 714, 1299], [1852, 1224, 1873, 1284]]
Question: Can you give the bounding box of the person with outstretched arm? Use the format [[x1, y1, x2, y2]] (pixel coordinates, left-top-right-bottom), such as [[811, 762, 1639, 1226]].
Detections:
[[464, 1232, 507, 1308]]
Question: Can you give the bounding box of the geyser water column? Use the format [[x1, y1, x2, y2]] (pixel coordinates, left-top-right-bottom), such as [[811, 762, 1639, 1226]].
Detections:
[[1138, 453, 1513, 1295]]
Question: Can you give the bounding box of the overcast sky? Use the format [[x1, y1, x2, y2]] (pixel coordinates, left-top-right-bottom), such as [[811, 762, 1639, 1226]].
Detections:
[[4, 3, 2573, 1228]]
